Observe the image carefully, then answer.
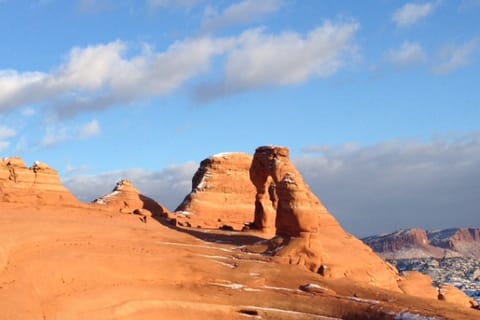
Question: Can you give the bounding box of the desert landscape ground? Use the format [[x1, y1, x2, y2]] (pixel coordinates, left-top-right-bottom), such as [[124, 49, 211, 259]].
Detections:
[[1, 148, 479, 319], [1, 204, 479, 320]]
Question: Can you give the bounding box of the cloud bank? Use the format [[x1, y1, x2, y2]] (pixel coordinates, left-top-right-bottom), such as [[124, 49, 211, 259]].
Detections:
[[296, 133, 480, 236], [195, 21, 359, 101], [0, 21, 359, 116]]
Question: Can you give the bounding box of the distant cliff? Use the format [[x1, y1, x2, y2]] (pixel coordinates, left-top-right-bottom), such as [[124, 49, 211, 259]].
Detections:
[[363, 228, 480, 259]]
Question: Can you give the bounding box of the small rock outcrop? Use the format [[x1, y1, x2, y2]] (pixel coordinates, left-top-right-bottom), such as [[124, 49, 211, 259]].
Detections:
[[248, 146, 401, 291], [0, 157, 81, 206], [93, 179, 169, 219], [175, 153, 256, 229]]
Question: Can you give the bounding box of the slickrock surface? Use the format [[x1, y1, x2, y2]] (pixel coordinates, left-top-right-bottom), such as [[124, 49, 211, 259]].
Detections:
[[175, 153, 256, 230], [0, 204, 478, 320], [438, 284, 479, 309], [0, 157, 81, 206], [397, 271, 439, 300], [93, 179, 170, 219], [247, 146, 401, 291]]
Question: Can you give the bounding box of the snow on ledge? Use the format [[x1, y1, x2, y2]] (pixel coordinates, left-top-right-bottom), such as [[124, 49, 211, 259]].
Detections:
[[394, 312, 440, 320]]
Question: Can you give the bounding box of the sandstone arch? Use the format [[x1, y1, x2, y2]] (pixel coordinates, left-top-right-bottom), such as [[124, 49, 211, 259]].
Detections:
[[248, 146, 401, 291]]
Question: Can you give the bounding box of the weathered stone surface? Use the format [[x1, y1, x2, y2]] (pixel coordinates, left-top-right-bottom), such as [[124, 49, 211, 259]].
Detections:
[[0, 157, 81, 206], [397, 271, 439, 300], [248, 146, 401, 291], [93, 179, 169, 219], [175, 153, 256, 229]]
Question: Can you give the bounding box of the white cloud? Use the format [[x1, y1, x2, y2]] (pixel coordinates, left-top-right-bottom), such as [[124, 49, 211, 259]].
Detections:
[[79, 119, 101, 139], [387, 41, 426, 67], [0, 37, 232, 117], [21, 107, 36, 117], [64, 162, 198, 209], [195, 21, 359, 101], [148, 0, 201, 9], [41, 119, 101, 146], [202, 0, 282, 31], [392, 2, 437, 27], [432, 38, 480, 74], [0, 125, 16, 139], [41, 124, 68, 147], [1, 22, 359, 113], [296, 133, 480, 236]]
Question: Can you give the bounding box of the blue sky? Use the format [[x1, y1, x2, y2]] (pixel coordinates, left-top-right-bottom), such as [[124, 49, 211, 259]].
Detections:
[[1, 0, 479, 236]]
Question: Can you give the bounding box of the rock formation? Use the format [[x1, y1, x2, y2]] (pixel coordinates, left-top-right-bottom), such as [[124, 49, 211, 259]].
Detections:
[[93, 179, 169, 219], [175, 153, 256, 229], [363, 228, 480, 259], [438, 284, 479, 309], [248, 146, 401, 291], [0, 157, 81, 206], [397, 271, 439, 300]]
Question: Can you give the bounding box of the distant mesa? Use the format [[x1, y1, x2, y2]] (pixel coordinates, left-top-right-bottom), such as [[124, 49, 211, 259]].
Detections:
[[93, 179, 170, 219], [0, 157, 81, 207], [175, 152, 256, 229], [363, 228, 480, 259]]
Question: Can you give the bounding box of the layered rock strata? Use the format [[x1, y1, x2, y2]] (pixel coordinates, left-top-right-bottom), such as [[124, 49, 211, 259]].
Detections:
[[0, 157, 81, 206], [248, 146, 401, 291], [175, 153, 256, 229]]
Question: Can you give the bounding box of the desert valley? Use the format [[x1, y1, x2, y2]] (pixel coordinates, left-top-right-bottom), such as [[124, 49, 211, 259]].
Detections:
[[1, 146, 478, 320]]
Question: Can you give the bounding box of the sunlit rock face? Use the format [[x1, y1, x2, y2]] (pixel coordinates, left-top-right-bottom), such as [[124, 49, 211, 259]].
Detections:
[[175, 153, 256, 229]]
